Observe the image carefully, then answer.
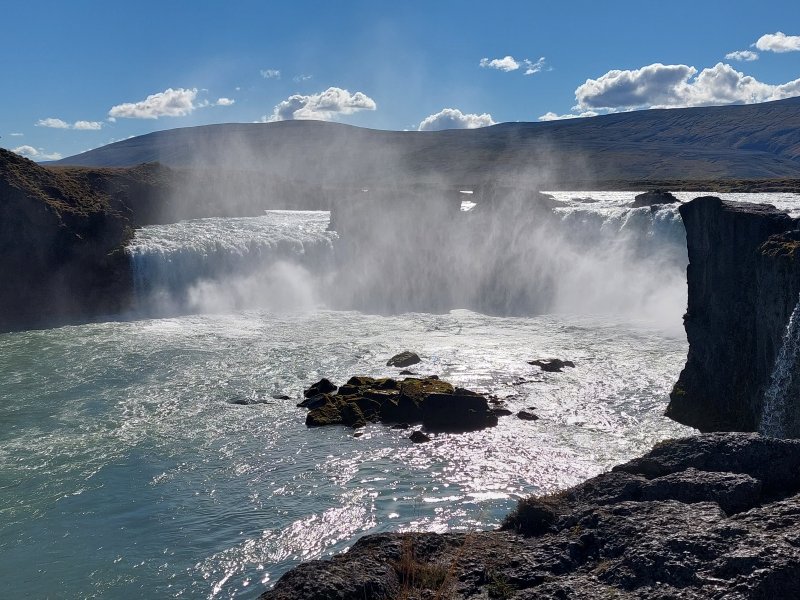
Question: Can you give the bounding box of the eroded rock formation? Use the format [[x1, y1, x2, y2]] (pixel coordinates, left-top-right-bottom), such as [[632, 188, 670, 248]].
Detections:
[[667, 196, 800, 435]]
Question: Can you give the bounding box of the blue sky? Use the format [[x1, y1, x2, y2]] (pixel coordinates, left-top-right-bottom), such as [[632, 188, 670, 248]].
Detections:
[[2, 0, 799, 161]]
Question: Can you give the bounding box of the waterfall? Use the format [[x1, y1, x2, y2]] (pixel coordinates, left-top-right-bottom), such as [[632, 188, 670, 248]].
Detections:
[[125, 197, 688, 330], [760, 293, 800, 438], [127, 210, 337, 315]]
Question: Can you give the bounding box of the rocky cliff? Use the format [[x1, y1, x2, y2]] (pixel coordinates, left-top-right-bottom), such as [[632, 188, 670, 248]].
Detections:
[[0, 149, 136, 331], [260, 433, 800, 599], [667, 196, 800, 434]]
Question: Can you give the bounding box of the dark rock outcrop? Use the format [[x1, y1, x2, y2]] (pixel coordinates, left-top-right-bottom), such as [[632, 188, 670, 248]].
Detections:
[[528, 358, 575, 372], [517, 410, 539, 421], [667, 196, 800, 434], [386, 351, 421, 368], [261, 433, 800, 599], [409, 431, 431, 443], [0, 149, 134, 332], [631, 189, 679, 208], [301, 376, 497, 433]]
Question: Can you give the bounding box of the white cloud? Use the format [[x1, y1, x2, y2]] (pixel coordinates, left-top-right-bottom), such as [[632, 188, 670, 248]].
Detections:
[[73, 120, 103, 130], [261, 69, 281, 79], [575, 62, 800, 110], [725, 50, 759, 62], [538, 110, 598, 121], [9, 132, 24, 136], [36, 117, 70, 129], [12, 145, 62, 160], [755, 31, 800, 53], [36, 117, 103, 130], [108, 87, 198, 119], [418, 108, 495, 131], [263, 87, 376, 122], [292, 74, 312, 82], [524, 57, 547, 75], [214, 97, 235, 106], [479, 56, 520, 72]]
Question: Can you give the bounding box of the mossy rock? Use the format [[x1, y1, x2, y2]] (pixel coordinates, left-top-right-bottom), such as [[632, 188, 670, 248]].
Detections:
[[400, 378, 454, 403], [306, 399, 344, 426], [340, 402, 367, 428]]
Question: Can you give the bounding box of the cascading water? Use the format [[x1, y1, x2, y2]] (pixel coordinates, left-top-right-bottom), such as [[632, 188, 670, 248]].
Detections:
[[759, 293, 800, 438], [125, 195, 689, 333], [127, 210, 337, 315]]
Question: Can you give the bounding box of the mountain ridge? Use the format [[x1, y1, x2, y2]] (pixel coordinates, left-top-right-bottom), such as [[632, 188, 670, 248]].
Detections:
[[47, 97, 800, 184]]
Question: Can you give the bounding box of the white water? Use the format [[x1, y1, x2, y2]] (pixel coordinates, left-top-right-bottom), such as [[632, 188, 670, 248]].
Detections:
[[127, 211, 337, 315], [760, 294, 800, 437]]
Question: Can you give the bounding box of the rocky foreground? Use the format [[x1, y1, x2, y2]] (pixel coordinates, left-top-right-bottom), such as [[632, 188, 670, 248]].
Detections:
[[261, 433, 800, 599]]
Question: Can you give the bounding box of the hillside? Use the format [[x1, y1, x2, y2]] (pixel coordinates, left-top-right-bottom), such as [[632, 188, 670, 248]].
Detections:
[[49, 97, 800, 185]]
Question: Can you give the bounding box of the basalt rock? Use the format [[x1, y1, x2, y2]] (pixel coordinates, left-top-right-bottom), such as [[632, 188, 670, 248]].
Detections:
[[386, 351, 422, 368], [261, 433, 800, 599], [301, 375, 497, 433], [667, 196, 800, 434], [528, 358, 575, 372], [631, 189, 679, 208]]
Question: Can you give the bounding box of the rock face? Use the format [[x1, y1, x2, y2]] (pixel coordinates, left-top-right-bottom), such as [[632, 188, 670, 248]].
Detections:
[[261, 433, 800, 599], [667, 196, 800, 434], [301, 376, 499, 433], [0, 149, 134, 332]]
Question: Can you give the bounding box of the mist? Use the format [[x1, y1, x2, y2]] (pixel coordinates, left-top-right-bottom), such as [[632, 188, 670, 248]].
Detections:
[[126, 167, 688, 336]]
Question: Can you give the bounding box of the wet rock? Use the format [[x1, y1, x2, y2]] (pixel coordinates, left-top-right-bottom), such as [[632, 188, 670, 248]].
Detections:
[[528, 359, 575, 372], [409, 430, 431, 443], [491, 407, 513, 417], [518, 410, 539, 421], [297, 394, 329, 409], [386, 351, 421, 368], [299, 375, 497, 434], [272, 394, 291, 400], [631, 189, 679, 208], [303, 378, 337, 398], [391, 422, 411, 430], [227, 395, 270, 406], [399, 369, 415, 375], [305, 397, 344, 427], [423, 392, 498, 432]]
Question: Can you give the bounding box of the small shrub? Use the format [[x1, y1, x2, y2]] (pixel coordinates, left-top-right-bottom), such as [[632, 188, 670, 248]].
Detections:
[[501, 491, 565, 536]]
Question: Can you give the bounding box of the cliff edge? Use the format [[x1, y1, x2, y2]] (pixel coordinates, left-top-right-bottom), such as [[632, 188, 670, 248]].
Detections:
[[667, 196, 800, 434], [0, 149, 134, 331]]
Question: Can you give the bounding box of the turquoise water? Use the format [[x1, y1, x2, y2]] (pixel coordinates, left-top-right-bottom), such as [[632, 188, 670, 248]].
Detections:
[[0, 310, 690, 598]]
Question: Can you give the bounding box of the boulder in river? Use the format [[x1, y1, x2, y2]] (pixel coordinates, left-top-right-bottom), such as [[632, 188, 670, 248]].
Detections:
[[409, 430, 431, 443], [301, 375, 497, 433], [517, 410, 539, 421], [631, 189, 679, 208], [386, 351, 421, 368], [528, 358, 575, 372]]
